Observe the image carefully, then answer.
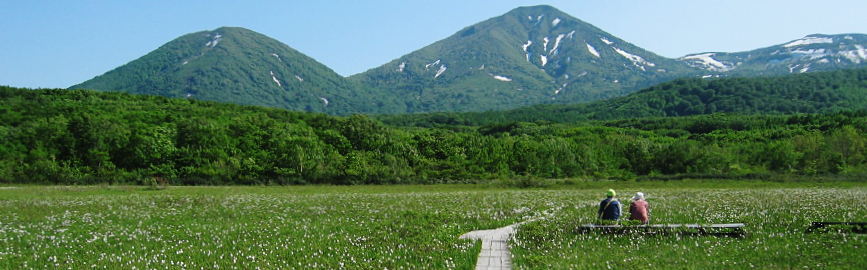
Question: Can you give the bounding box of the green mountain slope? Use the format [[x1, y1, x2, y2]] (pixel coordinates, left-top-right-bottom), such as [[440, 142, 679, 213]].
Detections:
[[376, 67, 867, 126], [351, 5, 698, 113], [70, 27, 402, 115]]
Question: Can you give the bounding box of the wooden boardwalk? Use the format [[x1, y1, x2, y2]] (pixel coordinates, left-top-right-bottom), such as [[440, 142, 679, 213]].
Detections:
[[577, 223, 745, 236], [460, 224, 517, 270], [460, 218, 542, 270], [807, 222, 867, 233]]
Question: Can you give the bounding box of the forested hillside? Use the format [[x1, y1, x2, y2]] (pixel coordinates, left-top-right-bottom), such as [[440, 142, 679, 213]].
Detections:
[[70, 27, 402, 115], [1, 86, 866, 185], [377, 67, 867, 127]]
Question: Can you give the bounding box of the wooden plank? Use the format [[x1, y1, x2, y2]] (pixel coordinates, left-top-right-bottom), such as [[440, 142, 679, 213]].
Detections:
[[807, 222, 867, 233], [577, 223, 746, 237], [579, 223, 744, 229], [705, 223, 745, 228], [810, 222, 867, 226]]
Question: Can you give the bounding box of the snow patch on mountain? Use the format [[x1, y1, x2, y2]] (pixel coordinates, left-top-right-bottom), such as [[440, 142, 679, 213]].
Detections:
[[613, 47, 655, 69], [295, 75, 304, 82], [522, 40, 532, 61], [492, 74, 512, 82], [855, 45, 867, 60], [784, 36, 833, 47], [567, 30, 576, 39], [680, 53, 732, 71], [271, 53, 281, 61], [425, 59, 441, 70], [424, 59, 447, 77], [397, 62, 406, 72], [270, 71, 281, 87], [319, 97, 329, 107], [205, 34, 222, 48], [543, 37, 550, 52], [554, 82, 568, 95], [550, 33, 566, 55], [792, 48, 828, 59], [586, 43, 600, 58], [838, 45, 867, 63], [435, 65, 447, 78], [789, 64, 809, 73], [540, 55, 548, 66], [600, 37, 613, 45], [552, 18, 561, 27]]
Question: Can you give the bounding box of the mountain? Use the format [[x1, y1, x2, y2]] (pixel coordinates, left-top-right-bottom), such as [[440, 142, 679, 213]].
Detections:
[[679, 34, 867, 77], [350, 5, 698, 113], [69, 7, 867, 116], [70, 27, 402, 115]]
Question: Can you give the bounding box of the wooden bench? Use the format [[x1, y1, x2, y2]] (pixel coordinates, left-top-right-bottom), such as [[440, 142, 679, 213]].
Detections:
[[807, 222, 867, 233], [578, 223, 745, 236]]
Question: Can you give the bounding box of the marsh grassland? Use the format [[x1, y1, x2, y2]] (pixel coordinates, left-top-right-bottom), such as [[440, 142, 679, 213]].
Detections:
[[0, 181, 864, 269]]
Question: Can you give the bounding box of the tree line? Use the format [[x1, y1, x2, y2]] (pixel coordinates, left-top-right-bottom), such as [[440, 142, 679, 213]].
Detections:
[[1, 86, 866, 185]]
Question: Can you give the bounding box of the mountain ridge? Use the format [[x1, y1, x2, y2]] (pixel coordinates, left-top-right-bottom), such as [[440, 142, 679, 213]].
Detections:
[[69, 5, 867, 115], [680, 33, 867, 76]]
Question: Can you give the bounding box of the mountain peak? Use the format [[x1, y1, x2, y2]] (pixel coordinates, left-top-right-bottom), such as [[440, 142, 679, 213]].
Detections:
[[350, 5, 695, 112], [70, 27, 396, 115], [510, 4, 566, 14], [506, 5, 586, 28]]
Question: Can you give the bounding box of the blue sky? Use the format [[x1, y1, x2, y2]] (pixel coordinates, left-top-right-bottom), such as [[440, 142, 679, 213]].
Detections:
[[2, 0, 867, 88]]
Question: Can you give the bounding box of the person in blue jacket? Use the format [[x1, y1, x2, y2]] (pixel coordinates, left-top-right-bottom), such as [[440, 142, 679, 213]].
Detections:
[[598, 189, 621, 221]]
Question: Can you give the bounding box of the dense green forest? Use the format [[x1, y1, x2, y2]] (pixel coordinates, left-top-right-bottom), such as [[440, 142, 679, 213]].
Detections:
[[376, 67, 867, 127], [1, 86, 866, 185]]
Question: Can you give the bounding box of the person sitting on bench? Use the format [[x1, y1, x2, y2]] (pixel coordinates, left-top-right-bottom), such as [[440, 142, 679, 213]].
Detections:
[[598, 189, 621, 222], [630, 192, 649, 224]]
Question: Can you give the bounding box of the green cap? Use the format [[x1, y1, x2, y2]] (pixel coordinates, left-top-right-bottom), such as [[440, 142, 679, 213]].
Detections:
[[606, 189, 616, 197]]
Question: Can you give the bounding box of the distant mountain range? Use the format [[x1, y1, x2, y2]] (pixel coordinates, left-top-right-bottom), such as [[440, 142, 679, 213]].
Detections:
[[680, 34, 867, 76], [70, 5, 867, 115]]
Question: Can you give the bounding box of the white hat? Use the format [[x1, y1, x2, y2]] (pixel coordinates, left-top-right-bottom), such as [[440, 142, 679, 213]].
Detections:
[[633, 192, 645, 200]]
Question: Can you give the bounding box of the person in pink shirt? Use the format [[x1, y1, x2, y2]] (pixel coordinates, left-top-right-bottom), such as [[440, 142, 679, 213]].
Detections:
[[629, 192, 649, 224]]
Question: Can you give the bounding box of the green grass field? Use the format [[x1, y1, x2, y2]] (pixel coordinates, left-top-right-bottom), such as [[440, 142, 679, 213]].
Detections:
[[0, 181, 864, 269]]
